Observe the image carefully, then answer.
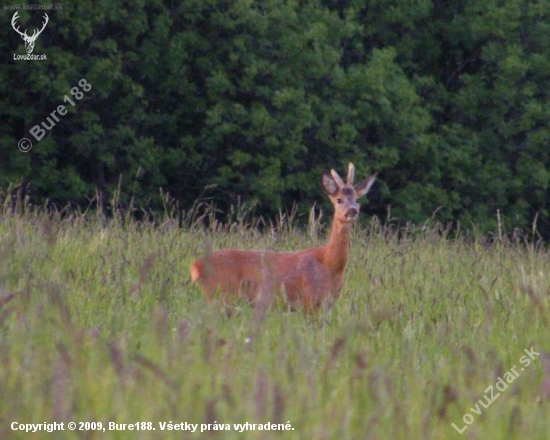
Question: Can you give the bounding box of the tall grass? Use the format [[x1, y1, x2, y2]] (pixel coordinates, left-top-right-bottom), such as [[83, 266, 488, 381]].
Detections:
[[0, 190, 549, 439]]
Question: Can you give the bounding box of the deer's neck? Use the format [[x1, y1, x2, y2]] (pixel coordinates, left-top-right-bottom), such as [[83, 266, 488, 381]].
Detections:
[[324, 219, 352, 273]]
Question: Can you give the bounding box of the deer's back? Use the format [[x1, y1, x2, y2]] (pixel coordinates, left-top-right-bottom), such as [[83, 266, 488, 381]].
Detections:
[[190, 247, 341, 309]]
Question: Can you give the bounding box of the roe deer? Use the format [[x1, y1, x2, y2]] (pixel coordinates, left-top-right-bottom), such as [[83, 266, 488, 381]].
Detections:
[[189, 163, 377, 311]]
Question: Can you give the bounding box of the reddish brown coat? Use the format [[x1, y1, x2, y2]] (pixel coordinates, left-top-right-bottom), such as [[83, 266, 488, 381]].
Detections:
[[190, 163, 376, 311]]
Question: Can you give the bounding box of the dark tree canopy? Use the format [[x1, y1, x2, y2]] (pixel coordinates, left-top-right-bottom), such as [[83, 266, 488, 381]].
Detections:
[[1, 0, 549, 235]]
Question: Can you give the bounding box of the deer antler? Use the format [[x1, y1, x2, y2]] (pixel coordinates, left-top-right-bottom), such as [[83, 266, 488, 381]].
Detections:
[[35, 13, 49, 38], [11, 12, 49, 41], [347, 163, 355, 185], [11, 11, 27, 38], [30, 13, 49, 40]]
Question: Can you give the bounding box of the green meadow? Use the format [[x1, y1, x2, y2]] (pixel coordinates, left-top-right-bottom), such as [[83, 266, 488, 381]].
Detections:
[[1, 200, 549, 439]]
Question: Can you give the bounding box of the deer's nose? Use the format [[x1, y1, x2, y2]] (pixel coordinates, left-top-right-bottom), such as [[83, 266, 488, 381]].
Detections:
[[345, 208, 358, 219]]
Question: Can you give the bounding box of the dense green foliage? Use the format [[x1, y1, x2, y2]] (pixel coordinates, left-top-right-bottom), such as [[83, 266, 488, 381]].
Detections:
[[1, 0, 550, 234], [1, 205, 550, 439]]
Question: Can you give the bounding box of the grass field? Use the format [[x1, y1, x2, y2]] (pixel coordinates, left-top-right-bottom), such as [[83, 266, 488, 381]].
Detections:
[[1, 199, 549, 439]]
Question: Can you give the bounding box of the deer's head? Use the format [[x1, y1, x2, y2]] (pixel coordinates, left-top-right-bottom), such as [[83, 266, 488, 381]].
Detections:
[[12, 12, 49, 54], [321, 163, 377, 224]]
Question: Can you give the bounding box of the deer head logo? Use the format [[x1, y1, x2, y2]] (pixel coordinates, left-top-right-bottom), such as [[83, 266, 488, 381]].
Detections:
[[11, 11, 49, 54]]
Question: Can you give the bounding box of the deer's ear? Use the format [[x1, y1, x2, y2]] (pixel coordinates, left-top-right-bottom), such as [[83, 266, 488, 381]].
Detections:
[[321, 172, 339, 196], [355, 173, 377, 198]]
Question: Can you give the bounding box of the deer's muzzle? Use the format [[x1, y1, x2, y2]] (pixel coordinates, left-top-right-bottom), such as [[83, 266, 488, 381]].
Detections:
[[345, 208, 358, 219]]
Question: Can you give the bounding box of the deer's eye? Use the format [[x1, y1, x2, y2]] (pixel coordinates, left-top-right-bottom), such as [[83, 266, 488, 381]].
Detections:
[[337, 199, 343, 204]]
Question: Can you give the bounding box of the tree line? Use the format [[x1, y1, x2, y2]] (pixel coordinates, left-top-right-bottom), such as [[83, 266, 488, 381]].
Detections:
[[1, 0, 549, 236]]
